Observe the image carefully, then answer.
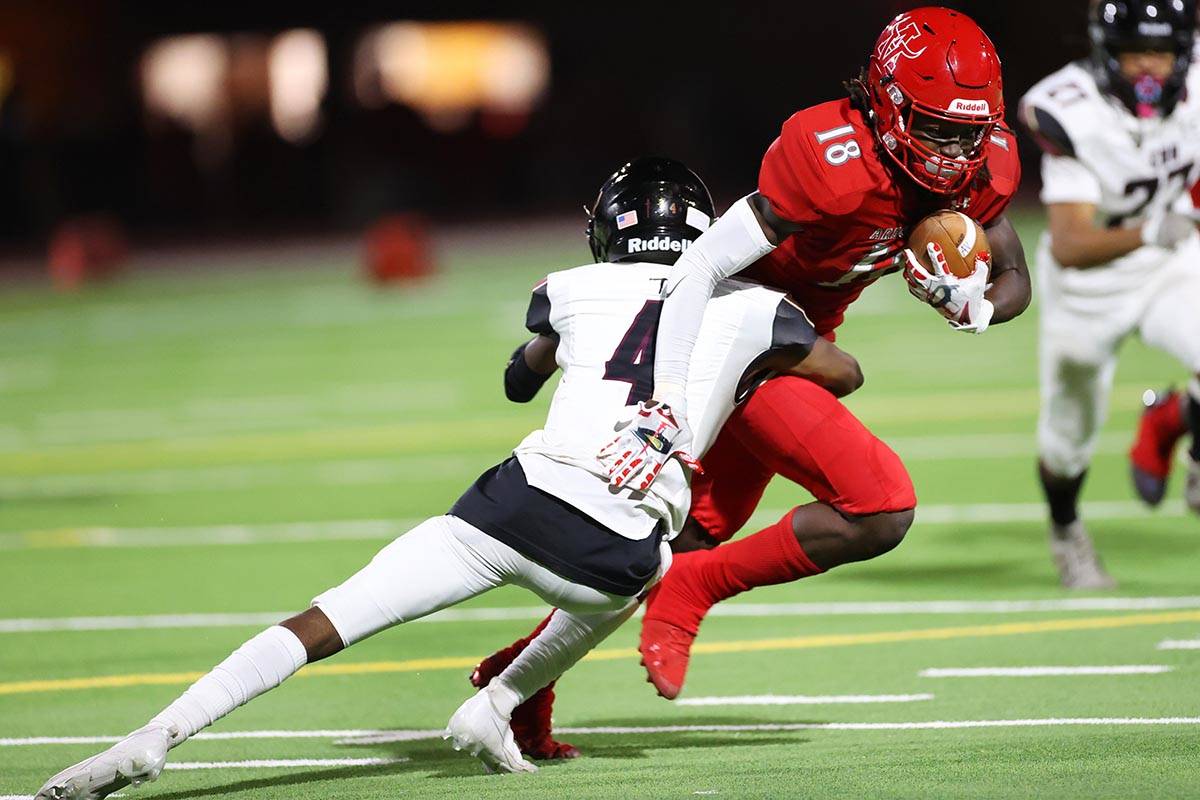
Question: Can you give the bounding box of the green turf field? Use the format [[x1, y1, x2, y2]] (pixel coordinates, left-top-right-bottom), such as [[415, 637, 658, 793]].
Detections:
[[1, 212, 1198, 799]]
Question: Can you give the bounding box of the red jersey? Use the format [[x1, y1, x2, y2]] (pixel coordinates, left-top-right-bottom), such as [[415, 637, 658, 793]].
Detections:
[[748, 98, 1021, 336]]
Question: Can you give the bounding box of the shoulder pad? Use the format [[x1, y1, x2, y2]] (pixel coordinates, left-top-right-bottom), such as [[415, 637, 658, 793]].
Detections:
[[984, 127, 1022, 196], [762, 101, 877, 220], [1018, 63, 1098, 157], [1017, 101, 1077, 158], [525, 278, 554, 336], [771, 296, 818, 351]]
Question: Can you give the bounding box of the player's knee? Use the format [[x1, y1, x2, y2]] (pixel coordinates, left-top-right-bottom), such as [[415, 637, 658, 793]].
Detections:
[[280, 607, 344, 663], [849, 508, 913, 560], [670, 518, 721, 553]]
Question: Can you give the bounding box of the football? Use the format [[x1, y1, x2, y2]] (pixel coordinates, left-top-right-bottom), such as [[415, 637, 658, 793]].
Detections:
[[907, 211, 990, 279]]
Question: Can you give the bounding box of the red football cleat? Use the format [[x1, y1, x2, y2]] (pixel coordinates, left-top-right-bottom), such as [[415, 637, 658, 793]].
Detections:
[[638, 615, 697, 700], [1130, 388, 1188, 507], [638, 552, 714, 699], [469, 624, 580, 760]]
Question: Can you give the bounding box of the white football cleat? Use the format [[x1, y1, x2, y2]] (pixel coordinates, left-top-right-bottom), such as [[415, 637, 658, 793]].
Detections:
[[35, 724, 174, 800], [1186, 457, 1200, 514], [444, 686, 538, 774], [1050, 520, 1116, 590]]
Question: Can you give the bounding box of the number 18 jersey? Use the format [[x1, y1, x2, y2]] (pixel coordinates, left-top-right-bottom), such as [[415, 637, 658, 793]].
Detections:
[[513, 261, 817, 541]]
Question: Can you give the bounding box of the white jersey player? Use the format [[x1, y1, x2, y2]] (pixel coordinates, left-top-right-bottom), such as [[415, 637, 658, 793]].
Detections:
[[35, 158, 860, 798], [1019, 0, 1200, 589]]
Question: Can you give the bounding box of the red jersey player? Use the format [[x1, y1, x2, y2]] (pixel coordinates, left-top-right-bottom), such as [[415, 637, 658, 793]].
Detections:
[[473, 7, 1031, 758]]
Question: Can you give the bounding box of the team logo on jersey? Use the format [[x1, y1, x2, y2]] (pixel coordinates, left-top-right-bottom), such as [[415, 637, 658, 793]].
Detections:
[[876, 16, 927, 72]]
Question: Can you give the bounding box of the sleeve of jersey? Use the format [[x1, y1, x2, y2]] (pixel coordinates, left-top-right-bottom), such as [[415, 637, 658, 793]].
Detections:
[[524, 279, 555, 336], [651, 196, 776, 410], [771, 297, 819, 355], [757, 127, 825, 224], [1039, 154, 1102, 206]]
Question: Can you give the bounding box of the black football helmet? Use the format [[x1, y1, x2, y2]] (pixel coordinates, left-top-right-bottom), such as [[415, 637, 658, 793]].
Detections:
[[586, 157, 715, 266], [1090, 0, 1197, 117]]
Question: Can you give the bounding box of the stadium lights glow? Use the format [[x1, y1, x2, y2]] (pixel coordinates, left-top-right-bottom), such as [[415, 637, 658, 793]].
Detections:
[[268, 30, 328, 144], [353, 22, 549, 133]]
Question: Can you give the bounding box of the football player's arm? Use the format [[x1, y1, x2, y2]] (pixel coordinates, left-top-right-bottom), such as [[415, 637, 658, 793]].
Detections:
[[649, 194, 792, 409], [766, 338, 864, 398], [1046, 202, 1151, 269], [981, 215, 1031, 324], [504, 335, 558, 403]]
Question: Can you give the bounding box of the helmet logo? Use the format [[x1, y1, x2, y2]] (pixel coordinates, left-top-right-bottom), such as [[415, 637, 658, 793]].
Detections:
[[887, 85, 905, 105], [882, 132, 899, 151], [876, 16, 928, 72], [948, 98, 991, 115], [615, 210, 638, 230], [627, 236, 689, 254]]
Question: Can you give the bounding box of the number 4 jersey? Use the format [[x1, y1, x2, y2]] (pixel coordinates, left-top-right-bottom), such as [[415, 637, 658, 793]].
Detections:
[[513, 261, 817, 542]]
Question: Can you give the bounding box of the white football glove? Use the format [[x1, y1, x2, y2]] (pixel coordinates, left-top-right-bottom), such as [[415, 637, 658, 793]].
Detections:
[[903, 241, 994, 335], [1141, 211, 1197, 250], [597, 401, 701, 492]]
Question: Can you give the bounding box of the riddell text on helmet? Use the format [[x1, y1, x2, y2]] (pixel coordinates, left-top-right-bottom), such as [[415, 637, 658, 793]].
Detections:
[[627, 236, 691, 254]]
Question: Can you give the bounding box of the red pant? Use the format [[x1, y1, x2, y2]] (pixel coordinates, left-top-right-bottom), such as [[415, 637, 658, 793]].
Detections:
[[689, 376, 917, 542]]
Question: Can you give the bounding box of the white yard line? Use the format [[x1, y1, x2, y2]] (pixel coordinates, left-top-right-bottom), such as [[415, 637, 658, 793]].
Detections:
[[1158, 639, 1200, 650], [920, 666, 1173, 678], [6, 718, 1200, 750], [0, 498, 1188, 551], [676, 694, 934, 706], [166, 758, 405, 770], [5, 596, 1200, 634]]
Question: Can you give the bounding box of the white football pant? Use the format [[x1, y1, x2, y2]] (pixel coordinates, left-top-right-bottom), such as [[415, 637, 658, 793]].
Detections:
[[1038, 235, 1200, 478], [313, 514, 649, 647]]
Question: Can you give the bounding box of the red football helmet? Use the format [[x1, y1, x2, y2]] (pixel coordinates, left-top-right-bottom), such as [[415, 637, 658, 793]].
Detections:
[[864, 7, 1005, 195]]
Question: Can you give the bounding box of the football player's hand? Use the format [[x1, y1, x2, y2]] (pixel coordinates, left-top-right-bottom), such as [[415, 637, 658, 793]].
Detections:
[[903, 243, 994, 335], [597, 401, 701, 492], [1142, 211, 1197, 250]]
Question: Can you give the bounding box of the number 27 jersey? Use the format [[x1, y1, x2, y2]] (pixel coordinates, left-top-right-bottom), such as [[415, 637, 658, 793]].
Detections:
[[513, 261, 817, 541]]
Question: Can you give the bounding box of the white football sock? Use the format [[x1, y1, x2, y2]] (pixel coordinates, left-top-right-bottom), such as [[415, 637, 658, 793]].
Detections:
[[149, 625, 307, 744], [490, 604, 637, 716]]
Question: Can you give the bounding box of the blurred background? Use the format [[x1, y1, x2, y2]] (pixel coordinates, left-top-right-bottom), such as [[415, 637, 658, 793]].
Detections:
[[0, 0, 1088, 264], [5, 5, 1200, 795]]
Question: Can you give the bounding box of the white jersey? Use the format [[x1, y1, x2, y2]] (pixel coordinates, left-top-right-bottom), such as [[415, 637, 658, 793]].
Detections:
[[512, 261, 815, 542], [1019, 58, 1200, 305]]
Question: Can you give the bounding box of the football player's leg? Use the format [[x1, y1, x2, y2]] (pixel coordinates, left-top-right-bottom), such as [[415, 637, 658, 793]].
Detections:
[[469, 613, 580, 760], [36, 516, 512, 800], [684, 424, 776, 545], [1139, 272, 1200, 512], [471, 431, 771, 754], [641, 377, 915, 698], [446, 545, 643, 773], [1038, 342, 1119, 589]]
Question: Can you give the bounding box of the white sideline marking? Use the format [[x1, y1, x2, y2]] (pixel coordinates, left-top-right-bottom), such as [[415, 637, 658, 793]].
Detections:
[[339, 718, 1200, 744], [6, 596, 1200, 634], [1158, 639, 1200, 650], [6, 718, 1200, 750], [0, 498, 1188, 551], [167, 758, 405, 770], [921, 666, 1172, 678], [676, 694, 933, 706]]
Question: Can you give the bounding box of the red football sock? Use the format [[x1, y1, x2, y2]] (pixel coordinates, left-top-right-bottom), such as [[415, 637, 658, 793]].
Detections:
[[693, 510, 824, 605], [649, 510, 822, 635]]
